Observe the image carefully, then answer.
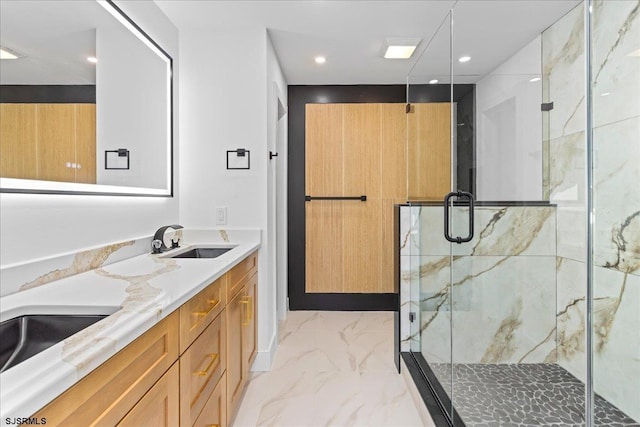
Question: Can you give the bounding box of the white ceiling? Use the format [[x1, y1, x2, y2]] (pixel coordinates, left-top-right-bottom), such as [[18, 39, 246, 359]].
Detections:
[[156, 0, 581, 85], [0, 1, 118, 85]]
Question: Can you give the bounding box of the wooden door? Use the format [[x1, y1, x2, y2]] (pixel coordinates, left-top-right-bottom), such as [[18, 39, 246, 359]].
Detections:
[[304, 103, 407, 294], [407, 103, 452, 200]]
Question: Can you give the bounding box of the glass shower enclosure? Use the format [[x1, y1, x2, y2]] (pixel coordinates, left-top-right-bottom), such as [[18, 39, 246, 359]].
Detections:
[[402, 1, 639, 425]]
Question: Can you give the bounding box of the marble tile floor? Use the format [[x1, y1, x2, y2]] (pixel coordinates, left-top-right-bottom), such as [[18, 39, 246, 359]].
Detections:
[[430, 363, 640, 427], [231, 311, 429, 427]]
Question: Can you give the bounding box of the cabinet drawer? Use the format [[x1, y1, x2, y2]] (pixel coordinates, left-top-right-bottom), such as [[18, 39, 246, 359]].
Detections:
[[193, 373, 227, 427], [226, 251, 257, 300], [33, 311, 179, 426], [117, 362, 179, 427], [180, 312, 226, 427], [180, 276, 226, 353]]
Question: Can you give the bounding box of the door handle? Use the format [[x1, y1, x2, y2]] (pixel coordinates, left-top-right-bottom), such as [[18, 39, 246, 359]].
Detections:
[[444, 191, 474, 244]]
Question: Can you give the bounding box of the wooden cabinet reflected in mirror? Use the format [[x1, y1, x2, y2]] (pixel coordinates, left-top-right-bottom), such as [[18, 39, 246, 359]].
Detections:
[[1, 103, 96, 184]]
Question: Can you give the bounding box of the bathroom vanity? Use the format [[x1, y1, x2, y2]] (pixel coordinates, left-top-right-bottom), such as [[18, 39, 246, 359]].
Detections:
[[0, 230, 260, 427]]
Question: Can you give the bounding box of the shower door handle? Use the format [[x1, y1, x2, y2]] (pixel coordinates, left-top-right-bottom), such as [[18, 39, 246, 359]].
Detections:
[[444, 191, 474, 244]]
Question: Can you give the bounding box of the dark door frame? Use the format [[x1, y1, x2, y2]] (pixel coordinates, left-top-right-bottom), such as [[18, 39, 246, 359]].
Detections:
[[287, 84, 474, 311]]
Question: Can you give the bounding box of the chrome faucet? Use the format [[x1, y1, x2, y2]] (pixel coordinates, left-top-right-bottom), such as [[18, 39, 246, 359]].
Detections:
[[151, 224, 184, 254]]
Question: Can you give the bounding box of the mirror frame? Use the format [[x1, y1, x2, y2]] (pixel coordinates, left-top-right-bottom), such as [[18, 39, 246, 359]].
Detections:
[[0, 0, 174, 197]]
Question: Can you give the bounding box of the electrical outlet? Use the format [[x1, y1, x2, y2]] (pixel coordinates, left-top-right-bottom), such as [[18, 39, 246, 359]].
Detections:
[[215, 207, 227, 225]]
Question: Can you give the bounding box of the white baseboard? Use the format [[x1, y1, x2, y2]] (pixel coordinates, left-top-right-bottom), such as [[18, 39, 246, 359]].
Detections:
[[250, 331, 277, 371]]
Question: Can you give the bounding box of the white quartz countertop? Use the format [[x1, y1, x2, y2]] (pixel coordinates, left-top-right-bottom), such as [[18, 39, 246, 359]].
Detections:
[[0, 229, 261, 421]]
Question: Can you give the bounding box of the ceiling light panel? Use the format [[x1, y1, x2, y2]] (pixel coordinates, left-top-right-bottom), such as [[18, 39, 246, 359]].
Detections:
[[383, 37, 421, 59]]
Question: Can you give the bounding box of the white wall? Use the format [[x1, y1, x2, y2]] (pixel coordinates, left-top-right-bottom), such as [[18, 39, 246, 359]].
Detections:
[[96, 22, 168, 189], [266, 33, 289, 326], [0, 0, 179, 266], [475, 36, 542, 201], [179, 26, 287, 369]]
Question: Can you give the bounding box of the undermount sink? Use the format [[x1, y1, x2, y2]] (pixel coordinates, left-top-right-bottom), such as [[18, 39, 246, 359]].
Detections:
[[0, 314, 107, 373], [165, 247, 233, 259]]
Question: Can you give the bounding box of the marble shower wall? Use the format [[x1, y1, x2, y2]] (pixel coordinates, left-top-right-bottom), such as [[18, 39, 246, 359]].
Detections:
[[399, 204, 557, 364], [544, 0, 640, 421]]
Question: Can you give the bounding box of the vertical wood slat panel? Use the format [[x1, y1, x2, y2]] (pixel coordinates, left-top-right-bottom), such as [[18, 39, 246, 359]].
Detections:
[[380, 104, 409, 293], [342, 198, 382, 293], [305, 200, 343, 293], [305, 103, 451, 293], [305, 103, 409, 294], [305, 104, 343, 196], [36, 104, 77, 183], [343, 104, 382, 198], [0, 103, 96, 183], [75, 104, 97, 184], [381, 103, 407, 199], [305, 104, 345, 293], [0, 104, 38, 180], [342, 104, 383, 293], [408, 103, 452, 200]]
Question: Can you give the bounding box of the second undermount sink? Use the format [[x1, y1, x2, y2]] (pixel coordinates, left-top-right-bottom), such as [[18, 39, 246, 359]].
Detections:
[[166, 247, 234, 259], [0, 314, 108, 373]]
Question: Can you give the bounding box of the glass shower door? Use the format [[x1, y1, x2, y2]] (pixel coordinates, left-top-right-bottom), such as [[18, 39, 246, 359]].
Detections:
[[406, 9, 455, 422], [447, 1, 587, 425], [406, 1, 639, 425]]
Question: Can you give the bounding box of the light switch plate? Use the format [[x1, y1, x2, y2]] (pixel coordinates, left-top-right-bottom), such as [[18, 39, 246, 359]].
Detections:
[[215, 207, 227, 225]]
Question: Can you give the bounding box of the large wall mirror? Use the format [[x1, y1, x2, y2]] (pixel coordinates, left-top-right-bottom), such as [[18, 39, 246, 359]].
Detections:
[[0, 0, 173, 196]]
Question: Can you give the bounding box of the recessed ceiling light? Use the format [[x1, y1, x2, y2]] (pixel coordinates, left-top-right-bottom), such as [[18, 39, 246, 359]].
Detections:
[[458, 56, 471, 63], [383, 37, 421, 59], [0, 47, 20, 60], [627, 48, 640, 57], [429, 79, 438, 84], [87, 56, 98, 64], [314, 56, 326, 64], [530, 77, 541, 82], [601, 92, 610, 96]]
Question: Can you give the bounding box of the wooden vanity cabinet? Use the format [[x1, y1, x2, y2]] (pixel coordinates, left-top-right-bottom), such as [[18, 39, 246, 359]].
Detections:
[[180, 308, 226, 426], [226, 289, 245, 418], [32, 250, 258, 427], [117, 363, 180, 427], [243, 272, 258, 380], [33, 311, 180, 426], [226, 270, 258, 423], [192, 373, 227, 427], [179, 275, 226, 354]]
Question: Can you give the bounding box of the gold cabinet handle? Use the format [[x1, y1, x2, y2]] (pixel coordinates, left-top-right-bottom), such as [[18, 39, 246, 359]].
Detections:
[[194, 353, 219, 377], [193, 299, 220, 317], [241, 296, 249, 326], [241, 295, 253, 326], [206, 425, 220, 427]]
